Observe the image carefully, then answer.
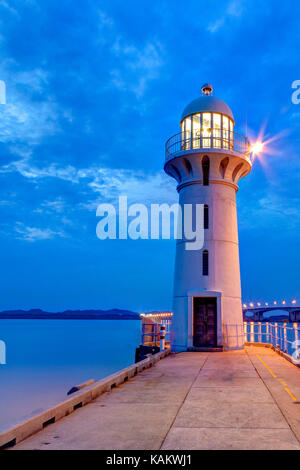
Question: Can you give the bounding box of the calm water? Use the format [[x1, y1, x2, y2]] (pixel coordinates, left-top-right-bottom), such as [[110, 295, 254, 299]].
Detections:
[[0, 319, 141, 432]]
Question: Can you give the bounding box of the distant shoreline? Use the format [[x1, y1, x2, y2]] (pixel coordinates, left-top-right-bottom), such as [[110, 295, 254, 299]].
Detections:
[[0, 309, 141, 320], [0, 315, 141, 320]]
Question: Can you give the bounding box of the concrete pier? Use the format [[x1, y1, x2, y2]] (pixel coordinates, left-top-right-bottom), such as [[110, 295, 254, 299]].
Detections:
[[12, 347, 300, 450]]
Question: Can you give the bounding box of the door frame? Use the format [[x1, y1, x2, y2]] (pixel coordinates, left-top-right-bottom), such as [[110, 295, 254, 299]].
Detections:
[[187, 290, 223, 348], [193, 297, 217, 347]]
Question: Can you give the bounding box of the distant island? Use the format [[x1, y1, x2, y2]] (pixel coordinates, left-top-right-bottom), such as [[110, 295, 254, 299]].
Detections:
[[0, 308, 141, 320]]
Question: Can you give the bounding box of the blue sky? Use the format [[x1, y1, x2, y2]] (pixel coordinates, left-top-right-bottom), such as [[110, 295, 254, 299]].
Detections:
[[0, 0, 299, 312]]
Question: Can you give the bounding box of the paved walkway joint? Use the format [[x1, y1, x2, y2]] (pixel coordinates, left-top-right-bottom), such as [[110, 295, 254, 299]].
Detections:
[[13, 346, 300, 450]]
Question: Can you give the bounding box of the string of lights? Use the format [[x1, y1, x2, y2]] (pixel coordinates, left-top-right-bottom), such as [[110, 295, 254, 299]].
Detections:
[[242, 300, 298, 309], [141, 301, 299, 317], [140, 312, 173, 318]]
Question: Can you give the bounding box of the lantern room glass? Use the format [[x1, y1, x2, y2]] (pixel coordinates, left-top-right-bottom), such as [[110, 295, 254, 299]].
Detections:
[[181, 112, 234, 150], [185, 116, 191, 149], [223, 116, 229, 149], [192, 114, 201, 149], [213, 113, 221, 148], [202, 113, 211, 148]]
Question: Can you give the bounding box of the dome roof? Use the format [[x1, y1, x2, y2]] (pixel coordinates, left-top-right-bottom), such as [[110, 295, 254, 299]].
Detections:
[[181, 95, 234, 123]]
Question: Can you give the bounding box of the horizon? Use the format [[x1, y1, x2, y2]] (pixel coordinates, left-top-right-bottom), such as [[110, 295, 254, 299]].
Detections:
[[0, 306, 296, 318]]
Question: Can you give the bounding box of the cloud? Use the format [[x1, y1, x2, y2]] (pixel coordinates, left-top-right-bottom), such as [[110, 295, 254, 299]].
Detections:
[[87, 168, 177, 206], [97, 8, 164, 98], [0, 0, 18, 15], [34, 197, 66, 214], [207, 0, 245, 33], [13, 68, 49, 93], [110, 40, 164, 98], [239, 191, 300, 231], [0, 156, 177, 207], [207, 18, 224, 34], [0, 99, 57, 145], [0, 155, 177, 243], [0, 65, 59, 155], [14, 223, 66, 242], [0, 158, 80, 182], [0, 199, 13, 206], [258, 194, 300, 219], [227, 0, 244, 17], [98, 9, 114, 27]]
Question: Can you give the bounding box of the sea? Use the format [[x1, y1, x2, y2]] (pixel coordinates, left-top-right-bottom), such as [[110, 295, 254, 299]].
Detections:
[[0, 319, 141, 432]]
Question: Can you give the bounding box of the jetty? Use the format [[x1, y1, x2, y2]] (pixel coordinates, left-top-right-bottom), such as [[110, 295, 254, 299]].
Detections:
[[4, 345, 300, 450]]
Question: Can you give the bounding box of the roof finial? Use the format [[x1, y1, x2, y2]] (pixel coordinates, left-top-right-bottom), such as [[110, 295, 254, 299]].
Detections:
[[201, 83, 213, 96]]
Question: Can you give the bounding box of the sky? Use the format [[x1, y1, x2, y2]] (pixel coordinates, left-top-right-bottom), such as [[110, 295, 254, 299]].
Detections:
[[0, 0, 299, 312]]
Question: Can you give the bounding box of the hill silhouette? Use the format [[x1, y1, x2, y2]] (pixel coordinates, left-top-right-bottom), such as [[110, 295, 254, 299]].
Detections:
[[0, 308, 140, 320]]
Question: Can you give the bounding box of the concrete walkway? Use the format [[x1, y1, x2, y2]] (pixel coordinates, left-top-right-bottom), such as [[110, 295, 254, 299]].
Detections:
[[13, 346, 300, 450]]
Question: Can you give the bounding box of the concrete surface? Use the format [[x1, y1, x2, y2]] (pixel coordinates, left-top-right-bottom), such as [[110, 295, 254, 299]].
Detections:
[[12, 347, 300, 450], [0, 349, 171, 449]]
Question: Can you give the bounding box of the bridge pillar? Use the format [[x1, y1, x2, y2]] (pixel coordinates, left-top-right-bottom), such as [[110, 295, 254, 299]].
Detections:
[[253, 311, 264, 322], [289, 310, 300, 322]]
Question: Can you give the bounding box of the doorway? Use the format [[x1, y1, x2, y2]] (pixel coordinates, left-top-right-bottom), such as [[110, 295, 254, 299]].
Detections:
[[193, 297, 217, 347]]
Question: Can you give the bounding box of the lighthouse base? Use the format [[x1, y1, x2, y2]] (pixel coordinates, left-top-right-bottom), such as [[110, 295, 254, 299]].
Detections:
[[171, 291, 244, 352]]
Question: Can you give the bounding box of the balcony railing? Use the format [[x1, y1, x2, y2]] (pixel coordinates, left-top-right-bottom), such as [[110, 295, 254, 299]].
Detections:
[[165, 129, 250, 160]]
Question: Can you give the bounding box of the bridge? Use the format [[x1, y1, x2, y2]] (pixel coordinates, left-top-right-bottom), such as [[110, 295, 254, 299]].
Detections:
[[242, 300, 300, 322], [140, 303, 300, 325]]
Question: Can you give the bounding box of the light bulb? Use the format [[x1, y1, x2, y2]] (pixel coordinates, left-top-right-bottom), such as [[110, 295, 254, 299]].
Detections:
[[251, 141, 264, 155]]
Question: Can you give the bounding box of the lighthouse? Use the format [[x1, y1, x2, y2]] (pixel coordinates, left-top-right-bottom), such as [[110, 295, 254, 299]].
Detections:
[[164, 84, 252, 351]]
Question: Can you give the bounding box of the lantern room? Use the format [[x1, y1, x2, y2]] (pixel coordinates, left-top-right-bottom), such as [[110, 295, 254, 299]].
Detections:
[[180, 84, 235, 150]]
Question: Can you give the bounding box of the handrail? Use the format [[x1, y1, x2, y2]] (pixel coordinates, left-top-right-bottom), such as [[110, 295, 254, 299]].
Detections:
[[141, 322, 171, 347], [141, 317, 300, 364], [244, 321, 300, 364], [165, 129, 250, 160]]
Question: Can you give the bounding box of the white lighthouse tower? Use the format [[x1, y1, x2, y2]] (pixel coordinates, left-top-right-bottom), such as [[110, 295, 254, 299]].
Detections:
[[164, 84, 252, 351]]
